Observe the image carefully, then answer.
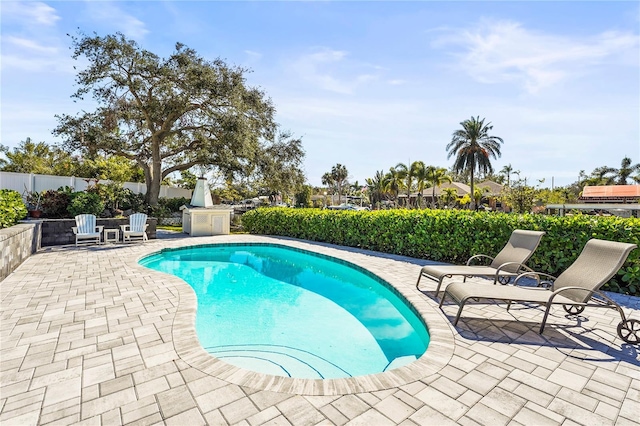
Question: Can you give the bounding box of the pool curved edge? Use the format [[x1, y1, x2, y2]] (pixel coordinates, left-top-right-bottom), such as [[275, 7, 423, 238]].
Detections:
[[157, 236, 455, 395]]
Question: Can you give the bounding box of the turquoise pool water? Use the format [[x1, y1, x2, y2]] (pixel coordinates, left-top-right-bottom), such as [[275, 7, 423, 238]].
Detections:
[[140, 244, 430, 379]]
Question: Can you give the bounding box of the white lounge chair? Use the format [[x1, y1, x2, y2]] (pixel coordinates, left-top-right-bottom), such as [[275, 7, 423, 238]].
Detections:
[[121, 213, 148, 243], [72, 214, 103, 246]]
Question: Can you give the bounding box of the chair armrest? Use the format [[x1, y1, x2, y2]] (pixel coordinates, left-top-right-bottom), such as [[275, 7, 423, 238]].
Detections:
[[548, 285, 610, 305], [120, 225, 131, 232], [495, 262, 535, 275], [72, 226, 78, 235], [96, 226, 104, 232], [143, 224, 149, 231], [466, 254, 494, 266], [514, 271, 557, 288]]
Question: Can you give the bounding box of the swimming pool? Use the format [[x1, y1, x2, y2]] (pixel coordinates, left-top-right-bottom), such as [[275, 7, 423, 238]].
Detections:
[[140, 243, 430, 379]]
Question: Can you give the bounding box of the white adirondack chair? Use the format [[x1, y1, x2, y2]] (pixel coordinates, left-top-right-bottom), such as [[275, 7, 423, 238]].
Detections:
[[121, 213, 149, 243], [72, 214, 103, 246]]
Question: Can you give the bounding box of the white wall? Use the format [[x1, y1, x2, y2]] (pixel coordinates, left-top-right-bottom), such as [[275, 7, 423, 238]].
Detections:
[[0, 171, 192, 199]]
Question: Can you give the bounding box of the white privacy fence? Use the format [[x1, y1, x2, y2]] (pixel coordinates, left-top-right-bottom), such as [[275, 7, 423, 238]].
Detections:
[[0, 171, 192, 199]]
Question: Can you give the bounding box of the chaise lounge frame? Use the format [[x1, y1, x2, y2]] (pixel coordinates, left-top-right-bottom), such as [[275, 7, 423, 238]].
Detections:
[[416, 229, 546, 298], [439, 239, 639, 343]]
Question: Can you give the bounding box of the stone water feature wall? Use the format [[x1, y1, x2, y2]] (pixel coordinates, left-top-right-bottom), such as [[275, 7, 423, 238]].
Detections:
[[0, 222, 41, 281]]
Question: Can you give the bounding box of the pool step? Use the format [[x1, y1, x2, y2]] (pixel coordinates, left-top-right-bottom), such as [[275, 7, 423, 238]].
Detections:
[[205, 344, 353, 379]]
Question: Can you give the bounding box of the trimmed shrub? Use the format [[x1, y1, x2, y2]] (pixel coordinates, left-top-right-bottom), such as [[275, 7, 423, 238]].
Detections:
[[242, 208, 640, 295], [67, 192, 104, 217], [0, 189, 28, 228]]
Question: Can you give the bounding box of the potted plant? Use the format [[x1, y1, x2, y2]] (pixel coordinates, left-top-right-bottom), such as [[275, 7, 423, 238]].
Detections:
[[24, 190, 43, 218]]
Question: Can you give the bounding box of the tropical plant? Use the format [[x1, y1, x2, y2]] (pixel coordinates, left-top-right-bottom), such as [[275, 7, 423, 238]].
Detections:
[[23, 190, 43, 212], [613, 157, 640, 185], [440, 187, 458, 208], [383, 167, 404, 206], [0, 189, 28, 228], [394, 161, 425, 207], [424, 166, 452, 208], [473, 186, 490, 209], [583, 166, 616, 186], [413, 163, 430, 209], [322, 164, 349, 204], [365, 170, 387, 206], [499, 164, 519, 187], [40, 189, 72, 218], [446, 116, 504, 210], [321, 172, 335, 202]]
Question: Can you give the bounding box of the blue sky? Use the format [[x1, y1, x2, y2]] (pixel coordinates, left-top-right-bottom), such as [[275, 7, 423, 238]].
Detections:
[[1, 1, 639, 188]]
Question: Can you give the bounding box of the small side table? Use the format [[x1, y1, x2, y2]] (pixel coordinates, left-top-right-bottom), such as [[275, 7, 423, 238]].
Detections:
[[104, 228, 120, 244]]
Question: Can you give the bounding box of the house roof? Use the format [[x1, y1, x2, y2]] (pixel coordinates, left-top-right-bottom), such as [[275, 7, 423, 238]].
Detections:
[[476, 180, 504, 196], [580, 185, 640, 203]]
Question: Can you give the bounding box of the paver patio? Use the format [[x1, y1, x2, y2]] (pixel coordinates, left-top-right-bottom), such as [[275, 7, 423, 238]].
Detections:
[[1, 232, 638, 425]]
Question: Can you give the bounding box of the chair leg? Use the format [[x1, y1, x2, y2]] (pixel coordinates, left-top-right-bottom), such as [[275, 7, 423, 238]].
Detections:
[[434, 278, 446, 299], [539, 304, 552, 334], [453, 300, 467, 326], [416, 270, 424, 289]]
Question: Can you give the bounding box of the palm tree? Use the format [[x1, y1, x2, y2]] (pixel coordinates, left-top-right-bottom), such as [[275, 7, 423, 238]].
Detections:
[[321, 172, 335, 204], [446, 116, 504, 210], [413, 162, 429, 209], [440, 187, 458, 208], [366, 170, 387, 206], [383, 167, 404, 207], [323, 164, 349, 204], [424, 166, 452, 208], [614, 157, 640, 185], [395, 161, 424, 207], [500, 164, 519, 187], [584, 166, 616, 186], [473, 186, 490, 209]]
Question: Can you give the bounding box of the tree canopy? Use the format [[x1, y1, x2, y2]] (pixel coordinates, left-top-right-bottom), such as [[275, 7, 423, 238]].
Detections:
[[54, 32, 301, 206], [0, 138, 75, 175]]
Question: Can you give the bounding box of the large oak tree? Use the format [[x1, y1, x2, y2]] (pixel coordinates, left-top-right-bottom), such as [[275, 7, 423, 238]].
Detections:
[[54, 32, 288, 206]]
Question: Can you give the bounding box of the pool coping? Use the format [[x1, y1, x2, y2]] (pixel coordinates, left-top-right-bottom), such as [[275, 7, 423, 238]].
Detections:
[[132, 236, 456, 395]]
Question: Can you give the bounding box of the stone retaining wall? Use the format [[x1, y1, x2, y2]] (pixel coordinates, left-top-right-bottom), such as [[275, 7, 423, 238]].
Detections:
[[0, 223, 40, 281], [40, 218, 157, 246]]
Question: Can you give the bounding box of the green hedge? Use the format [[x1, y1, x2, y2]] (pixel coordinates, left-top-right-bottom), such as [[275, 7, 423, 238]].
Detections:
[[0, 189, 28, 229], [242, 208, 640, 295]]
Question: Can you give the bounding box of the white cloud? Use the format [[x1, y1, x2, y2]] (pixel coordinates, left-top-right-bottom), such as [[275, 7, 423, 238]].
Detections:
[[84, 1, 149, 39], [432, 20, 639, 94], [4, 36, 58, 54], [1, 1, 60, 26], [0, 4, 70, 74], [290, 47, 381, 94], [0, 54, 74, 73]]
